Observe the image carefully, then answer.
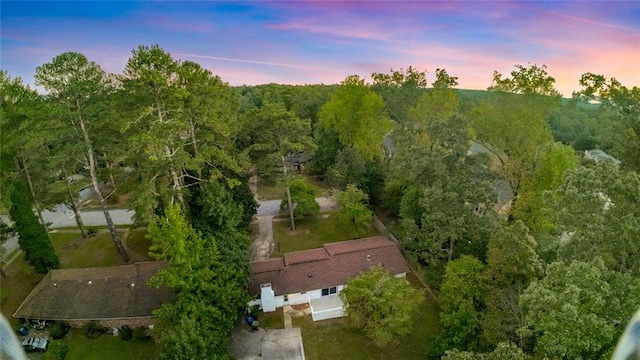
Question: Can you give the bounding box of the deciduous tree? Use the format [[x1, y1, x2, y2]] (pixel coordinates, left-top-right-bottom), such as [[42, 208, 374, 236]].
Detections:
[[481, 221, 541, 347], [470, 64, 558, 218], [148, 204, 246, 359], [432, 255, 486, 355], [552, 162, 640, 275], [371, 66, 427, 123], [334, 184, 372, 236], [512, 142, 578, 233], [341, 265, 422, 346], [279, 177, 319, 220], [319, 75, 393, 161], [442, 342, 531, 360], [576, 73, 640, 171], [520, 259, 640, 360]]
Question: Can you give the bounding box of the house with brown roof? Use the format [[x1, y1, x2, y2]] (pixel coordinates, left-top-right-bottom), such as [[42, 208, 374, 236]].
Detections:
[[13, 261, 174, 329], [250, 236, 410, 321]]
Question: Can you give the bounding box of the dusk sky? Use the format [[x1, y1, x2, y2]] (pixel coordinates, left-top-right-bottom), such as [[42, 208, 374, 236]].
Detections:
[[2, 1, 639, 96]]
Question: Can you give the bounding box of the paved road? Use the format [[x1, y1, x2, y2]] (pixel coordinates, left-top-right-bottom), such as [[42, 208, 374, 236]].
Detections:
[[257, 197, 337, 216], [2, 197, 336, 261], [1, 207, 134, 259], [41, 204, 134, 228]]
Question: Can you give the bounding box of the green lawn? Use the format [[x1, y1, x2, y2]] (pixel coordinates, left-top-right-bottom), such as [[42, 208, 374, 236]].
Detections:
[[127, 228, 151, 258], [257, 307, 284, 330], [257, 175, 328, 201], [294, 272, 441, 360], [59, 329, 158, 360], [0, 253, 45, 325], [51, 231, 127, 268], [271, 213, 382, 257]]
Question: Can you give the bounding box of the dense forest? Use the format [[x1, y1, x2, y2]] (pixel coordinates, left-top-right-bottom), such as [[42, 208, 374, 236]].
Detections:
[[1, 44, 639, 359]]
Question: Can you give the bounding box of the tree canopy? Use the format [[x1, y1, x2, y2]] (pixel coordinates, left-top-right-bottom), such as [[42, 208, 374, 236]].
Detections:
[[319, 75, 393, 161], [341, 265, 423, 346]]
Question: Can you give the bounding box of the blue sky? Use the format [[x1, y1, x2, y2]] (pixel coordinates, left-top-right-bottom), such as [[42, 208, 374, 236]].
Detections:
[[1, 1, 639, 96]]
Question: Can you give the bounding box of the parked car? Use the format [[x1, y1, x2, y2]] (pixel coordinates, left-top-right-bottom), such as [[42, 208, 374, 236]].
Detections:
[[21, 337, 48, 352]]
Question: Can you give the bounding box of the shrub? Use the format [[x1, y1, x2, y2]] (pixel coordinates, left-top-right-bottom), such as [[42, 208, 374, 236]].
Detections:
[[86, 227, 98, 237], [250, 305, 261, 319], [43, 341, 69, 360], [132, 326, 149, 340], [50, 322, 70, 340], [83, 321, 106, 339], [120, 325, 133, 341]]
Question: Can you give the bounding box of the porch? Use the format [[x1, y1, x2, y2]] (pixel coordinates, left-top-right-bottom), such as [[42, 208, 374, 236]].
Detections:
[[310, 294, 344, 321]]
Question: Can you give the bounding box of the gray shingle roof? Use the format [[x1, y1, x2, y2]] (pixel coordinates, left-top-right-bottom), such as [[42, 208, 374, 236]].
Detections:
[[14, 262, 174, 321]]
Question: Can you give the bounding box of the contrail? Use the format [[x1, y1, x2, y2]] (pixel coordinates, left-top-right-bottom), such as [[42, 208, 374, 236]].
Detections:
[[513, 2, 639, 32], [174, 53, 339, 72], [547, 10, 640, 32]]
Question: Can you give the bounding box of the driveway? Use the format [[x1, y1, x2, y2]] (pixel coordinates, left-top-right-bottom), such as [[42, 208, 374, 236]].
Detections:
[[253, 197, 338, 261]]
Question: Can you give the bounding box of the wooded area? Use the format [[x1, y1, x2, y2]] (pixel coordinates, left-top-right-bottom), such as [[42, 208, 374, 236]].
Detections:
[[2, 45, 639, 358]]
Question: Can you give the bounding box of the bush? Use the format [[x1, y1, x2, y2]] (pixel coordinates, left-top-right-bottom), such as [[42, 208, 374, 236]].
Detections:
[[86, 227, 98, 237], [252, 305, 260, 318], [50, 322, 70, 340], [83, 321, 106, 339], [43, 341, 69, 360], [132, 326, 149, 340], [120, 325, 133, 341]]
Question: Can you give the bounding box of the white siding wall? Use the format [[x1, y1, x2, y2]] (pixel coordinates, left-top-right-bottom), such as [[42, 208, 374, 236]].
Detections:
[[261, 284, 276, 312], [252, 277, 403, 312], [312, 307, 344, 321]]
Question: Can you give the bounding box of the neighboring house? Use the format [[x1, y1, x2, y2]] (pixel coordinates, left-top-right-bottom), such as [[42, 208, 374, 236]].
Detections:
[[286, 152, 313, 173], [250, 236, 410, 321], [584, 149, 621, 166], [14, 262, 174, 329]]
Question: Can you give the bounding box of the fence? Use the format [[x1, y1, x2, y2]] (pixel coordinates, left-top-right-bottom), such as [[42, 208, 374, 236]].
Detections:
[[372, 214, 438, 302]]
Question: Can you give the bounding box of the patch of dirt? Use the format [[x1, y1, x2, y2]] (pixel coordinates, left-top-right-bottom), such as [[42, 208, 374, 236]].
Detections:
[[65, 241, 81, 249], [291, 304, 309, 311], [283, 228, 310, 237]]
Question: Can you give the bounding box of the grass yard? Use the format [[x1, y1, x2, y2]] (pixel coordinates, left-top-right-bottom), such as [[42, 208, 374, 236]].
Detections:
[[60, 329, 158, 360], [51, 231, 127, 268], [294, 272, 441, 360], [257, 307, 284, 330], [271, 213, 382, 257], [127, 228, 152, 260], [0, 254, 45, 325], [257, 175, 328, 201]]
